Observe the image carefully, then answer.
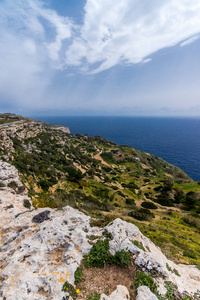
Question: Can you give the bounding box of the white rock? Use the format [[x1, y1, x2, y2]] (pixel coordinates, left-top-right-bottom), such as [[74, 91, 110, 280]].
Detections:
[[100, 285, 130, 300], [105, 218, 200, 295], [136, 286, 158, 300], [0, 160, 23, 187], [0, 169, 200, 300]]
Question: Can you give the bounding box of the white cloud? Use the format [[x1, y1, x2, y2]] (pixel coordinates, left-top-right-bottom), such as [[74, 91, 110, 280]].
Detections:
[[180, 35, 200, 47], [1, 0, 200, 114], [0, 0, 73, 108], [65, 0, 200, 73]]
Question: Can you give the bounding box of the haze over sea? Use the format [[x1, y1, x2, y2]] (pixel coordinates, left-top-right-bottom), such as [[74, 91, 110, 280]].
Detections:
[[33, 116, 200, 182]]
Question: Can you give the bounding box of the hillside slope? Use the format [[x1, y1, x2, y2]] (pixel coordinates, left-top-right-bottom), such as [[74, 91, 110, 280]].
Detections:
[[0, 114, 200, 284]]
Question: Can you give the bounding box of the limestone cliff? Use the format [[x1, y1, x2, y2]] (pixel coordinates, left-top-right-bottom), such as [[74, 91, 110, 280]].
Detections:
[[0, 161, 199, 300]]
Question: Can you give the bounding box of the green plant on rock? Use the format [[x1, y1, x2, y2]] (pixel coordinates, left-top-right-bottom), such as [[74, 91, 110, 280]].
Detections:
[[135, 271, 157, 294], [113, 249, 130, 267], [62, 281, 76, 298], [84, 238, 130, 268], [164, 281, 178, 300], [173, 268, 181, 277], [74, 267, 83, 285], [166, 263, 172, 272], [23, 199, 31, 209], [84, 239, 111, 268], [183, 295, 192, 300], [131, 240, 145, 251]]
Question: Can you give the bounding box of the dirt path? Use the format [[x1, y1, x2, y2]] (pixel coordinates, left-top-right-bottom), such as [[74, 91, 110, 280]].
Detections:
[[94, 153, 110, 166]]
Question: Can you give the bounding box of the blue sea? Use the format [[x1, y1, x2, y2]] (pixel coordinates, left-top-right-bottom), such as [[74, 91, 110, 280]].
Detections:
[[33, 116, 200, 181]]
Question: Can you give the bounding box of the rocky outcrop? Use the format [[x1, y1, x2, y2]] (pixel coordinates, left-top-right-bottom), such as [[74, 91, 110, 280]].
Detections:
[[52, 126, 70, 134], [0, 160, 25, 187], [0, 161, 200, 300], [0, 160, 31, 227], [0, 204, 200, 299], [136, 286, 158, 300]]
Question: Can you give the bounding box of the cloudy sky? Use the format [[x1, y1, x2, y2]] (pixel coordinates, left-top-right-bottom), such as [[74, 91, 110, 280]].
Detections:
[[0, 0, 200, 116]]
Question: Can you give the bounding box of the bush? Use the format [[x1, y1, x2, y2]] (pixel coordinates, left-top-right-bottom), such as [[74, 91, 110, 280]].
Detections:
[[135, 271, 157, 294], [182, 214, 200, 230], [62, 281, 76, 297], [38, 179, 51, 192], [141, 201, 157, 210], [67, 166, 83, 182], [84, 239, 130, 268], [126, 198, 135, 206], [101, 152, 115, 163], [113, 249, 130, 267], [23, 199, 31, 209], [74, 267, 83, 285], [128, 208, 154, 221], [84, 240, 111, 268]]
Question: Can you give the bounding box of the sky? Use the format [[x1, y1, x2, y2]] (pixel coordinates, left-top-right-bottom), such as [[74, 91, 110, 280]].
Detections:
[[0, 0, 200, 116]]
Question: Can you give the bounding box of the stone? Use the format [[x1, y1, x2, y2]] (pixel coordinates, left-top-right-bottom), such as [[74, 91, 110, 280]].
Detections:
[[100, 285, 130, 300], [32, 210, 51, 223], [0, 161, 200, 299], [136, 286, 158, 300]]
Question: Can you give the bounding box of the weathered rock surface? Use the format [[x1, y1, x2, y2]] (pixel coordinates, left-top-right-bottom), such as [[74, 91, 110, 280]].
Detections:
[[1, 206, 200, 299], [136, 286, 158, 300], [0, 161, 200, 300], [100, 285, 130, 300], [0, 160, 25, 188], [0, 160, 31, 227]]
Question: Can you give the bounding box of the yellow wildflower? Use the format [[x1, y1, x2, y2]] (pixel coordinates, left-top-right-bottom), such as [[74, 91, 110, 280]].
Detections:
[[76, 289, 80, 294]]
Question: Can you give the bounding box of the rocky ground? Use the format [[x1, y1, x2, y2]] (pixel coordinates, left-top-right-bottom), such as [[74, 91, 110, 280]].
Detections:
[[0, 161, 200, 300]]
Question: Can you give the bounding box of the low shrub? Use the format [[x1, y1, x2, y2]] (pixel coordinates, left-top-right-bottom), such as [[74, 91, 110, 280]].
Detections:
[[141, 201, 158, 210], [23, 199, 31, 209], [62, 281, 76, 298], [126, 198, 135, 206], [84, 239, 111, 268], [182, 214, 200, 231], [74, 267, 83, 285], [84, 239, 130, 268], [132, 240, 145, 251], [135, 271, 157, 294], [128, 208, 154, 221]]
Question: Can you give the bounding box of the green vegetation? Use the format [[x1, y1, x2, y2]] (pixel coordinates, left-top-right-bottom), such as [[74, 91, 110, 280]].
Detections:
[[0, 113, 200, 266], [135, 271, 157, 294], [23, 199, 31, 209], [74, 267, 83, 285], [87, 292, 100, 300], [62, 281, 76, 298], [84, 239, 130, 268], [141, 201, 158, 210], [131, 240, 145, 251], [128, 208, 155, 221]]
